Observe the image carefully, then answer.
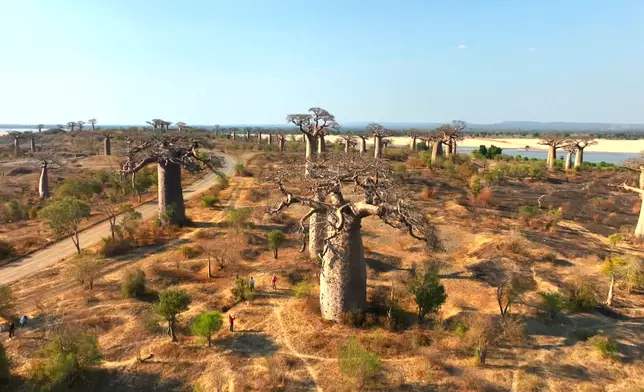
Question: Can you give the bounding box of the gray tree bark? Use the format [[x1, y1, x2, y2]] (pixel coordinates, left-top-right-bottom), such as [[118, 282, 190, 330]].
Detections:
[[157, 162, 187, 225], [317, 135, 326, 155], [268, 134, 273, 145], [30, 138, 36, 153], [319, 215, 367, 321], [344, 139, 350, 153], [232, 131, 236, 140], [304, 134, 317, 176], [606, 274, 615, 307], [410, 136, 417, 151], [564, 151, 573, 171], [359, 138, 366, 155], [574, 148, 584, 168], [39, 163, 49, 199], [104, 137, 111, 156], [308, 193, 326, 258], [278, 137, 285, 152], [374, 136, 382, 159], [431, 141, 441, 165], [547, 146, 556, 170], [13, 138, 20, 156]]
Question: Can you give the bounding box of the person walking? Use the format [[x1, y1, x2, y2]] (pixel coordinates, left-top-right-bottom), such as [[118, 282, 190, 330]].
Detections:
[[249, 276, 255, 292], [228, 314, 235, 332], [8, 322, 15, 339], [20, 315, 28, 327], [271, 273, 277, 290]]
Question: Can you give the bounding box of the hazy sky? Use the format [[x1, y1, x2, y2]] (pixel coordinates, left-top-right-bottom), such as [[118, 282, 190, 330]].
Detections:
[[1, 0, 643, 125]]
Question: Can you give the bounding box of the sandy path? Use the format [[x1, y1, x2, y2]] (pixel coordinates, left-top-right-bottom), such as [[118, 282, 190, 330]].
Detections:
[[0, 152, 238, 286]]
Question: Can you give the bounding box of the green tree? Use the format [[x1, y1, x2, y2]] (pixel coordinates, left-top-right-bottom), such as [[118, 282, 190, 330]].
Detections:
[[118, 205, 143, 240], [121, 268, 146, 298], [231, 275, 253, 302], [408, 266, 447, 321], [338, 337, 381, 389], [55, 178, 103, 200], [154, 289, 191, 341], [601, 256, 644, 307], [190, 311, 223, 346], [70, 255, 104, 290], [267, 230, 286, 259], [39, 197, 91, 254]]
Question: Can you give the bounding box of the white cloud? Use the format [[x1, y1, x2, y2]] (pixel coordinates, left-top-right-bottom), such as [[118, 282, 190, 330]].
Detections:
[[528, 47, 537, 52], [458, 44, 466, 49]]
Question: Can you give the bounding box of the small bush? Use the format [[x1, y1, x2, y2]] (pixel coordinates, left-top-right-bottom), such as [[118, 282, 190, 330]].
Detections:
[[178, 245, 203, 260], [519, 205, 541, 223], [201, 196, 219, 208], [338, 337, 381, 389], [142, 310, 163, 335], [340, 309, 365, 327], [391, 162, 407, 173], [515, 371, 546, 392], [294, 282, 313, 298], [589, 335, 618, 360], [539, 292, 567, 319], [419, 186, 435, 200], [565, 279, 598, 312], [233, 164, 248, 176], [121, 268, 146, 298], [408, 265, 447, 321], [0, 241, 14, 261], [98, 237, 133, 257], [231, 275, 253, 302], [542, 252, 558, 263], [475, 187, 493, 206]]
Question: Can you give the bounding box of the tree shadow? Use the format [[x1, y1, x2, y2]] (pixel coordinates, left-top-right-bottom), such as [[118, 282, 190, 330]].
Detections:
[[215, 332, 279, 357]]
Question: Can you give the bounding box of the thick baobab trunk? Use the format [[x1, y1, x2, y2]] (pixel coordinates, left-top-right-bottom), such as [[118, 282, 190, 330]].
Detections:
[[359, 138, 366, 155], [157, 162, 187, 225], [452, 140, 457, 155], [232, 131, 236, 140], [257, 132, 262, 144], [410, 137, 417, 151], [574, 148, 584, 168], [278, 137, 285, 152], [30, 138, 36, 153], [374, 136, 382, 159], [14, 138, 20, 156], [304, 134, 317, 175], [431, 142, 441, 165], [39, 164, 49, 199], [564, 151, 573, 171], [547, 146, 556, 170], [606, 274, 615, 307], [320, 216, 367, 321], [245, 130, 250, 140], [268, 134, 273, 145], [344, 140, 350, 153], [445, 141, 453, 156], [104, 137, 111, 156], [308, 193, 326, 258], [317, 135, 326, 155]]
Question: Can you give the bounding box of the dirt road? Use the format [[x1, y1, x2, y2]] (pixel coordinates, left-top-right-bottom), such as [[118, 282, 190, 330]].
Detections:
[[0, 152, 237, 286]]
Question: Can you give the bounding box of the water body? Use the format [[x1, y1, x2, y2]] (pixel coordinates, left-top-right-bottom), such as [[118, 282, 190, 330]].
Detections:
[[456, 147, 637, 164]]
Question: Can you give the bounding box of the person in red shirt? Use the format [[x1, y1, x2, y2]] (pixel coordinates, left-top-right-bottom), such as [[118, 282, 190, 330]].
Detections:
[[228, 314, 235, 332], [271, 273, 277, 290]]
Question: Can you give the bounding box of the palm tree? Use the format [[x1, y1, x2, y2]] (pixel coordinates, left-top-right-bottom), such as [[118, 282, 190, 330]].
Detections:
[[88, 118, 97, 131]]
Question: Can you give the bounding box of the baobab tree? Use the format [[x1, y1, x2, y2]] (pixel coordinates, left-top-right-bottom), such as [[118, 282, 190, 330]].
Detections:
[[230, 127, 237, 140], [9, 132, 22, 156], [37, 157, 58, 199], [621, 157, 644, 238], [408, 129, 421, 152], [122, 136, 224, 225], [538, 135, 567, 170], [37, 124, 44, 133], [67, 121, 77, 132], [562, 142, 576, 171], [257, 128, 264, 144], [572, 137, 598, 169], [340, 134, 355, 153], [77, 120, 85, 131], [175, 122, 187, 132], [88, 118, 97, 131], [286, 107, 338, 174], [427, 131, 444, 165], [368, 123, 391, 159], [276, 134, 286, 152], [103, 133, 113, 156], [213, 124, 220, 136], [382, 138, 391, 153], [447, 120, 466, 155], [267, 157, 442, 321], [356, 135, 368, 155], [29, 135, 37, 153]]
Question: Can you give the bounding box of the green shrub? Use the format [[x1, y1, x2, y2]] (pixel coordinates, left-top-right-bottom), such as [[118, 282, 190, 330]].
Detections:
[[31, 333, 102, 390], [154, 289, 191, 341], [55, 178, 103, 200], [233, 164, 247, 176], [589, 335, 618, 360], [231, 275, 253, 302], [178, 245, 203, 260], [99, 237, 133, 257], [201, 196, 219, 208], [539, 292, 566, 319], [565, 279, 598, 312], [338, 337, 381, 389], [227, 207, 253, 230], [391, 162, 407, 173], [142, 310, 163, 335], [294, 282, 313, 298], [190, 311, 223, 346], [0, 241, 15, 261], [121, 268, 146, 298], [267, 230, 286, 259], [2, 200, 27, 223], [408, 266, 447, 321]]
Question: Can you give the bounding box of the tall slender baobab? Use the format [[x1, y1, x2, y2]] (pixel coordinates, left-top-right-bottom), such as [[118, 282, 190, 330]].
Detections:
[[368, 123, 390, 159], [340, 135, 354, 153], [103, 134, 113, 156], [276, 134, 286, 152], [244, 127, 251, 141], [563, 142, 576, 171], [428, 130, 444, 165], [37, 124, 44, 133], [572, 137, 598, 169], [317, 130, 329, 155], [356, 135, 368, 155], [67, 121, 77, 132], [286, 107, 338, 257], [267, 157, 442, 321], [230, 127, 237, 140], [448, 120, 466, 154], [408, 130, 420, 152], [88, 118, 97, 131], [122, 136, 224, 225], [30, 136, 36, 153], [77, 121, 85, 131], [213, 124, 220, 136], [257, 128, 264, 144], [38, 158, 55, 199], [538, 135, 567, 170]]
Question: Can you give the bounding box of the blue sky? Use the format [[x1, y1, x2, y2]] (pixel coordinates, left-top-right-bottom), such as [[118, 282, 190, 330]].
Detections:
[[1, 0, 643, 125]]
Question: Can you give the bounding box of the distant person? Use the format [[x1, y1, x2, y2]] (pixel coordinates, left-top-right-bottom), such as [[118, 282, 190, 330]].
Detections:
[[8, 322, 15, 339], [249, 276, 255, 292], [271, 273, 277, 290], [19, 315, 28, 327], [228, 314, 235, 332]]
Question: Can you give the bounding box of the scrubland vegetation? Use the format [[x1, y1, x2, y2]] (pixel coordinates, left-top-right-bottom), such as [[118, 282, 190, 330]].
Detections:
[[0, 118, 641, 391]]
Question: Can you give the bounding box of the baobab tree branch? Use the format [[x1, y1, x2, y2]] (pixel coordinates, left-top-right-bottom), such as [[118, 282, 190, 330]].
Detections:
[[623, 182, 644, 195]]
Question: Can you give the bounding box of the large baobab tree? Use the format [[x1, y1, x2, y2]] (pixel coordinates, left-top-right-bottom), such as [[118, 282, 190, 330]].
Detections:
[[77, 121, 85, 131], [572, 137, 598, 169], [175, 122, 187, 132], [88, 118, 97, 131], [29, 135, 37, 153], [340, 135, 355, 153], [427, 131, 444, 165], [230, 127, 237, 140], [122, 136, 224, 225], [276, 134, 286, 152], [103, 133, 113, 156], [67, 121, 77, 132], [448, 120, 466, 154], [538, 135, 567, 170], [408, 129, 421, 152], [37, 157, 58, 199], [356, 135, 368, 155], [286, 107, 338, 174], [562, 142, 576, 171], [368, 123, 391, 159], [146, 119, 163, 131], [621, 157, 644, 238], [257, 127, 264, 144], [267, 157, 442, 321], [213, 124, 220, 136]]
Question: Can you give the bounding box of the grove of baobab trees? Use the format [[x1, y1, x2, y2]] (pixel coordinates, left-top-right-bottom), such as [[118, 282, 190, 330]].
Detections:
[[122, 136, 224, 225], [268, 157, 442, 321]]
